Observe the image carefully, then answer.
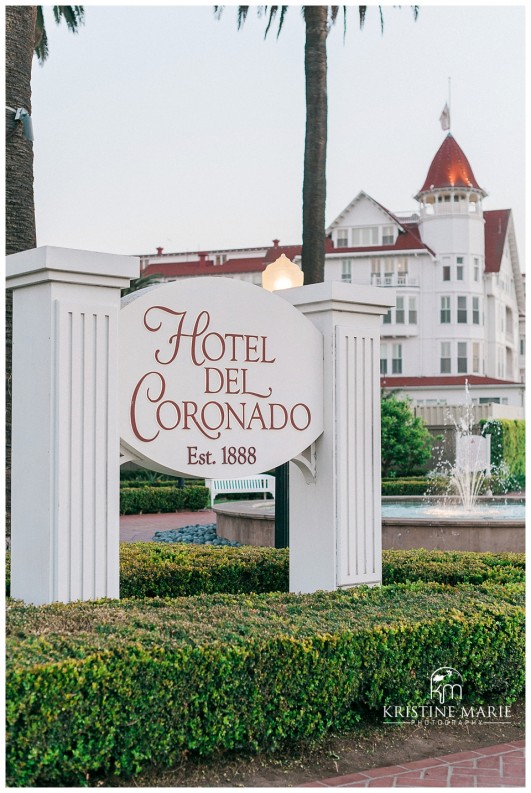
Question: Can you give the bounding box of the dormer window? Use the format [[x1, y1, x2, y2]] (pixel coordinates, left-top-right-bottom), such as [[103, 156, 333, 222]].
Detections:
[[337, 229, 349, 247], [382, 225, 394, 245], [352, 227, 378, 246]]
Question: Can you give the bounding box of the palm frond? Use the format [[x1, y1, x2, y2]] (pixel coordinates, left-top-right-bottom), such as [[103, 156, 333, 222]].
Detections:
[[53, 6, 85, 33], [34, 6, 49, 64], [237, 5, 250, 29]]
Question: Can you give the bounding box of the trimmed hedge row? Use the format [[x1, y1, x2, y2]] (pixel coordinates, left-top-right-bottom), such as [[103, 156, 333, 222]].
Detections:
[[118, 545, 524, 598], [6, 582, 524, 786], [120, 543, 288, 597], [381, 477, 448, 496], [120, 485, 209, 514], [5, 547, 524, 599]]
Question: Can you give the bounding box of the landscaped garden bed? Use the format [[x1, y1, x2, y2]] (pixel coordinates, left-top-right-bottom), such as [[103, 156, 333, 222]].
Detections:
[[6, 575, 524, 786]]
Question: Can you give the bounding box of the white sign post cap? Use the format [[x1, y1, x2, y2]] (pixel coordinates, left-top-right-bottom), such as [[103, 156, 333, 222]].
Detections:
[[6, 245, 139, 289]]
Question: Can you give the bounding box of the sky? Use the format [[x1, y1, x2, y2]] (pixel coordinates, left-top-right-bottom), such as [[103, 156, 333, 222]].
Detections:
[[30, 2, 526, 265]]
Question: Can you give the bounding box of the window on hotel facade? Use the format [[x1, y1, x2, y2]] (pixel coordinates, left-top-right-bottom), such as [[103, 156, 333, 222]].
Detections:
[[384, 260, 394, 283], [457, 265, 464, 281], [392, 343, 402, 374], [395, 296, 405, 323], [380, 344, 388, 375], [352, 226, 379, 246], [440, 296, 451, 323], [440, 342, 451, 374], [383, 309, 392, 324], [474, 258, 480, 281], [457, 342, 468, 373], [472, 342, 480, 374], [341, 260, 352, 282], [396, 258, 408, 284], [408, 296, 417, 324], [457, 296, 467, 323], [382, 225, 394, 244], [443, 265, 451, 281], [472, 297, 480, 325], [337, 229, 349, 247]]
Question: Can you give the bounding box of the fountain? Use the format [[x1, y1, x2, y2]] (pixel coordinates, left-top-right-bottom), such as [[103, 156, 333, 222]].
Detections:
[[214, 386, 525, 553]]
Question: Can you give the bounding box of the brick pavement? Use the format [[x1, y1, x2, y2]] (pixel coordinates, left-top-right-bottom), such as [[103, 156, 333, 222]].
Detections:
[[120, 510, 216, 542], [300, 741, 525, 787]]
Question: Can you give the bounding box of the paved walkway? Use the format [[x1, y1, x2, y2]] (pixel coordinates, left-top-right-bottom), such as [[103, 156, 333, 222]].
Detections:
[[120, 510, 217, 542], [301, 741, 525, 787]]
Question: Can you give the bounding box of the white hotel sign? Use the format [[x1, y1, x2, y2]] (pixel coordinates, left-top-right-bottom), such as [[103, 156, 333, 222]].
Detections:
[[119, 277, 324, 477]]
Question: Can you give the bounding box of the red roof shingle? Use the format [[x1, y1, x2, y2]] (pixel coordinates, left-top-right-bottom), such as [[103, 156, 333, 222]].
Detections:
[[484, 209, 511, 274], [417, 133, 484, 194]]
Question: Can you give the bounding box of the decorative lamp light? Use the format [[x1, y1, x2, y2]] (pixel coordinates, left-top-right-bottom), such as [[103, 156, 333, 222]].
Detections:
[[262, 253, 304, 292]]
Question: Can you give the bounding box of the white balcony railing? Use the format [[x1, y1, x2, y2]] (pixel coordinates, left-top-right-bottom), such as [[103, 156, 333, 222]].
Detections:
[[371, 274, 418, 287]]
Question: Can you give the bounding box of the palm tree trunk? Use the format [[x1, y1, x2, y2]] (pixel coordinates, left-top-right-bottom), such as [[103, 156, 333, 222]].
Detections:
[[301, 6, 328, 285], [5, 5, 37, 537], [6, 5, 37, 255]]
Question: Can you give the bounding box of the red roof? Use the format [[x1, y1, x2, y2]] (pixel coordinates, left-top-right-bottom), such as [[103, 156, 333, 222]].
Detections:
[[263, 242, 302, 264], [142, 256, 266, 278], [417, 133, 484, 194], [381, 375, 521, 388], [484, 209, 511, 274]]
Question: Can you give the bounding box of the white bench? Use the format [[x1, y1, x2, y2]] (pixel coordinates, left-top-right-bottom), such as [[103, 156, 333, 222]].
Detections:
[[205, 475, 276, 507]]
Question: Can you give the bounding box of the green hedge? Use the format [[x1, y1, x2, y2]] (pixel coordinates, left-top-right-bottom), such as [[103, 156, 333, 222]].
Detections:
[[6, 582, 524, 786], [6, 547, 524, 599], [118, 545, 524, 598], [382, 477, 448, 496], [120, 485, 209, 514], [480, 418, 525, 486], [120, 543, 289, 598]]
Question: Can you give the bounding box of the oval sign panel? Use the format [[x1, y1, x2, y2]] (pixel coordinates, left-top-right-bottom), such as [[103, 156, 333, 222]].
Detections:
[[120, 277, 323, 477]]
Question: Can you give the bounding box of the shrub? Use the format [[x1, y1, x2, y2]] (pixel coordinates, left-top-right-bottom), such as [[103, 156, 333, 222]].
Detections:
[[6, 582, 524, 785], [120, 544, 289, 598], [382, 477, 448, 496], [120, 485, 209, 515], [6, 547, 524, 599], [480, 418, 525, 488], [381, 549, 525, 586], [380, 396, 433, 477]]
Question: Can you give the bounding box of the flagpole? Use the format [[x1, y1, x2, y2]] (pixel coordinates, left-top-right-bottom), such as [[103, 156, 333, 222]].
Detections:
[[448, 76, 452, 132]]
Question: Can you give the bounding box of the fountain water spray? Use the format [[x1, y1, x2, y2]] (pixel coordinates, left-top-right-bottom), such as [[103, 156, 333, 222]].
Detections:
[[435, 383, 491, 511]]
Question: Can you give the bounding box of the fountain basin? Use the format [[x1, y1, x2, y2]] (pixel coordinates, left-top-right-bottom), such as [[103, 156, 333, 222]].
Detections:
[[214, 497, 525, 553]]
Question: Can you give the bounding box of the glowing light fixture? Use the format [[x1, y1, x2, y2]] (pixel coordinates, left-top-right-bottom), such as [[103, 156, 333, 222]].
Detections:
[[262, 254, 304, 292]]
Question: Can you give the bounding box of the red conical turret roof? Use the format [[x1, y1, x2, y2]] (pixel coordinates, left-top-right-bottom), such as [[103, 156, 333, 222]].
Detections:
[[417, 133, 485, 195]]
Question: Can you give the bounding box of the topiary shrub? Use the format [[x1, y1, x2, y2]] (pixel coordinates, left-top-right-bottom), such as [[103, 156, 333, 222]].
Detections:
[[120, 485, 209, 515]]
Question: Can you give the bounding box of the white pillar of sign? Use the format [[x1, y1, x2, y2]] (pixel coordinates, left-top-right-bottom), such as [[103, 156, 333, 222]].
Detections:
[[279, 282, 394, 593], [6, 247, 139, 605]]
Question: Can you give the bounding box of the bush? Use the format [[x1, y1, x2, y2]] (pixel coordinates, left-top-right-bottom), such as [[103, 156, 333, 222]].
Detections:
[[120, 485, 209, 515], [381, 396, 433, 477], [480, 419, 525, 488], [382, 477, 448, 496], [381, 549, 525, 586], [6, 582, 524, 785], [120, 544, 289, 598], [6, 547, 524, 599]]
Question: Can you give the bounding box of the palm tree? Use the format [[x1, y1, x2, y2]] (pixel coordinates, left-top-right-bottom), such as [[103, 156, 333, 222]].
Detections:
[[5, 5, 85, 532], [5, 5, 85, 255], [215, 5, 418, 284]]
